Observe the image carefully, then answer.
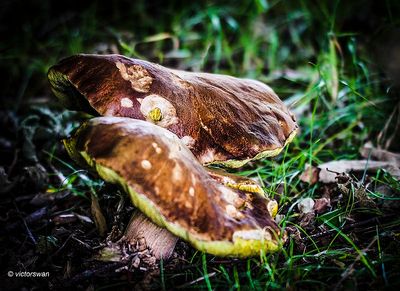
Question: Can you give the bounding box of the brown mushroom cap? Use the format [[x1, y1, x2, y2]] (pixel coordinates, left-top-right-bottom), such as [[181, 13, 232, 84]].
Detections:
[[49, 54, 297, 167], [64, 117, 284, 257]]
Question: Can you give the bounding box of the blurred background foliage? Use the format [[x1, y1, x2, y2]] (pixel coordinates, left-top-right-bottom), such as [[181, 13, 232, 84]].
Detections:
[[1, 0, 398, 95], [1, 0, 399, 152]]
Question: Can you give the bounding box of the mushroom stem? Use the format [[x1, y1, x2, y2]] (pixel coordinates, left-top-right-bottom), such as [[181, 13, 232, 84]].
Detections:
[[125, 210, 178, 260]]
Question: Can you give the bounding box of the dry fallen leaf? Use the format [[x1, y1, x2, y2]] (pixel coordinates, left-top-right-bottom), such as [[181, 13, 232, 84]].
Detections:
[[314, 198, 331, 214], [298, 197, 315, 214], [318, 160, 400, 183], [91, 192, 107, 236], [360, 142, 400, 167], [299, 164, 320, 185]]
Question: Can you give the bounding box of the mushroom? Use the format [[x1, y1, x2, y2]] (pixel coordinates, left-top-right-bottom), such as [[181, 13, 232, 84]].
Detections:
[[64, 117, 283, 257], [48, 54, 298, 258], [48, 54, 298, 168]]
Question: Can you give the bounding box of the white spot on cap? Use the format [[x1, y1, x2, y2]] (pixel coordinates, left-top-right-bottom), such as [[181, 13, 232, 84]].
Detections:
[[121, 97, 133, 108], [219, 185, 239, 205], [141, 160, 152, 170], [115, 61, 153, 93], [226, 204, 244, 220], [181, 135, 196, 149], [226, 205, 236, 216], [172, 163, 183, 182], [152, 142, 162, 154], [191, 173, 198, 186], [189, 187, 195, 197], [200, 120, 210, 132], [140, 94, 178, 128], [198, 148, 217, 164], [184, 200, 192, 209]]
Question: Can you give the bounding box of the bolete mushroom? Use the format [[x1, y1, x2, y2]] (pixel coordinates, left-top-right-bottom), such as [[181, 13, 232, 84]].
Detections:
[[64, 117, 283, 257], [48, 54, 297, 168], [48, 54, 298, 258]]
